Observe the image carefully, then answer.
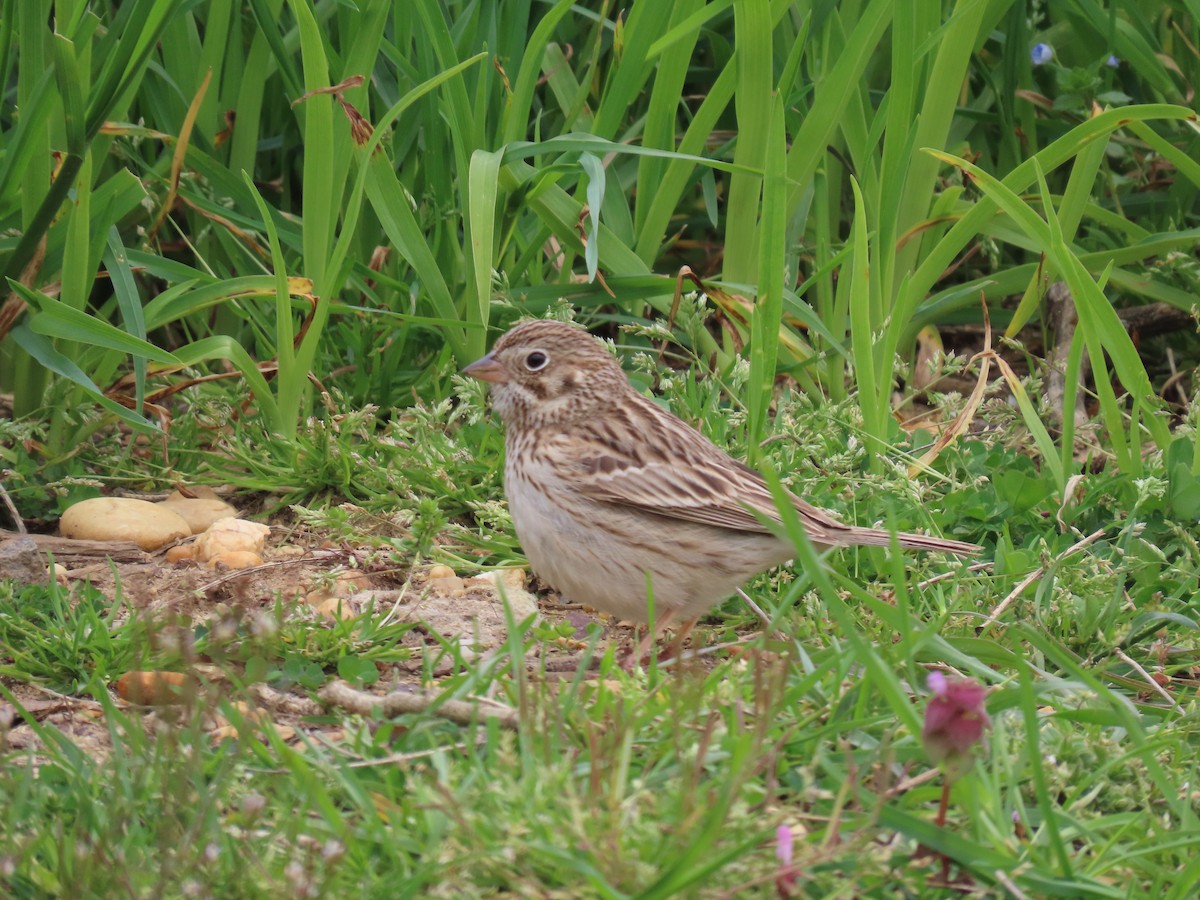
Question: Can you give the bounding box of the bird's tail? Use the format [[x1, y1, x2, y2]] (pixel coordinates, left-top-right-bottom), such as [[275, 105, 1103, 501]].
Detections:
[[838, 526, 982, 557]]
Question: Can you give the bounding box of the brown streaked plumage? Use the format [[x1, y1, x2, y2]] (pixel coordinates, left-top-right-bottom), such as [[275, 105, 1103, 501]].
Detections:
[[464, 320, 980, 626]]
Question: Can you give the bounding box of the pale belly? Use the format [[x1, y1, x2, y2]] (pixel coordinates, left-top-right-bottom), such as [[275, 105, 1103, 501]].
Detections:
[[505, 458, 790, 623]]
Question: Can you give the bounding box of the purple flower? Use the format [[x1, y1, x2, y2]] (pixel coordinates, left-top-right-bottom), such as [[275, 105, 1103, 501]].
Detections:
[[922, 673, 991, 781], [1031, 43, 1053, 66], [1105, 54, 1120, 68]]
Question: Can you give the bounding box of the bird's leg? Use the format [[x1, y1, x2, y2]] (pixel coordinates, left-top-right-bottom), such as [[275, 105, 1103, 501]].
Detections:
[[621, 610, 676, 670], [659, 617, 696, 665]]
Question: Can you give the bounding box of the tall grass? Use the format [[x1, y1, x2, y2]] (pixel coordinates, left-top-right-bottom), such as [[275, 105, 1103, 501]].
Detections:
[[3, 0, 1194, 470]]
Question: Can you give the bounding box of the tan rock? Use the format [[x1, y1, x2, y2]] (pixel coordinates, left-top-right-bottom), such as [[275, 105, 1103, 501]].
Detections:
[[165, 544, 196, 564], [115, 670, 194, 705], [333, 569, 371, 596], [206, 550, 263, 570], [304, 590, 358, 621], [165, 486, 220, 501], [157, 497, 239, 534], [194, 518, 271, 562], [428, 574, 466, 595], [466, 569, 538, 619], [209, 725, 240, 743], [315, 596, 355, 621], [60, 498, 190, 551], [305, 589, 334, 606]]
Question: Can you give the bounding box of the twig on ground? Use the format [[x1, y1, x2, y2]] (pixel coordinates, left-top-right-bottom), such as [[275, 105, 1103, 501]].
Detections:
[[317, 679, 520, 730], [0, 481, 25, 533], [884, 766, 941, 798], [658, 635, 763, 669], [536, 653, 602, 673], [914, 561, 992, 590], [249, 683, 324, 717], [737, 588, 788, 641], [1114, 648, 1181, 714], [1162, 348, 1190, 407], [992, 869, 1031, 900], [0, 529, 147, 564], [194, 548, 349, 593]]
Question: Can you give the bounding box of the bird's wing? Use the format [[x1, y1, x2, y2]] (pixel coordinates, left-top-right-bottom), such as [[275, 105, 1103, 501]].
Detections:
[[559, 398, 851, 540]]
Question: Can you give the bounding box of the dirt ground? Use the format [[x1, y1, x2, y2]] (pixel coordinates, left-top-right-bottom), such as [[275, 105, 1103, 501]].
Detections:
[[0, 524, 609, 763]]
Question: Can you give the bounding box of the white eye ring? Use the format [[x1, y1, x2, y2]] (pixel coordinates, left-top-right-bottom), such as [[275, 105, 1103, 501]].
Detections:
[[524, 350, 550, 371]]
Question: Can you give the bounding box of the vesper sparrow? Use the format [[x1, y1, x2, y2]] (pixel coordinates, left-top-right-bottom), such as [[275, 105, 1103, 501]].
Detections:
[[465, 320, 979, 630]]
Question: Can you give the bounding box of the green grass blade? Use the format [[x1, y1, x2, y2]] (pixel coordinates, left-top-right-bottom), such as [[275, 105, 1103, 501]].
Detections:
[[722, 0, 771, 285], [102, 228, 148, 411], [467, 148, 503, 354], [746, 93, 785, 462], [12, 281, 179, 364]]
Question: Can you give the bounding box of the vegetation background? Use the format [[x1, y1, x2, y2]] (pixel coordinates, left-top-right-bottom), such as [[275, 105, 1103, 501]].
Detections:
[[2, 0, 1200, 894]]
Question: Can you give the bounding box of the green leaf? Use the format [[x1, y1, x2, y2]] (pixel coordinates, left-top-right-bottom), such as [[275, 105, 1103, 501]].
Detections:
[[747, 92, 785, 462], [11, 281, 180, 364], [9, 323, 155, 430], [336, 655, 379, 686], [103, 228, 148, 411], [466, 147, 503, 356], [578, 152, 604, 283], [877, 804, 1014, 869]]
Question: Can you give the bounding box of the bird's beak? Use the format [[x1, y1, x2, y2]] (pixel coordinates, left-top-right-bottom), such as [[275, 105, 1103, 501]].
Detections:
[[462, 352, 508, 384]]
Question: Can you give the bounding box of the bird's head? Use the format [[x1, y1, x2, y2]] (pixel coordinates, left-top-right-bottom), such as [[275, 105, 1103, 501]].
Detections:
[[463, 320, 628, 428]]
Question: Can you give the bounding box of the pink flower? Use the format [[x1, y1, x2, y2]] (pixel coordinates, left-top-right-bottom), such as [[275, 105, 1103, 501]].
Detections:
[[775, 824, 793, 867], [775, 824, 797, 896], [922, 672, 991, 781]]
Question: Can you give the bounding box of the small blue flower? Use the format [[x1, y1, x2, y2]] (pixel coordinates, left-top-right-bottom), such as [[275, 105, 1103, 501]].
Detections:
[[1105, 54, 1120, 68], [1031, 43, 1053, 66]]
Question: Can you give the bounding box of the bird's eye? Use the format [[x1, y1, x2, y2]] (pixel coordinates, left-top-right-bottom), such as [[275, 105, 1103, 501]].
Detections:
[[524, 350, 549, 371]]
